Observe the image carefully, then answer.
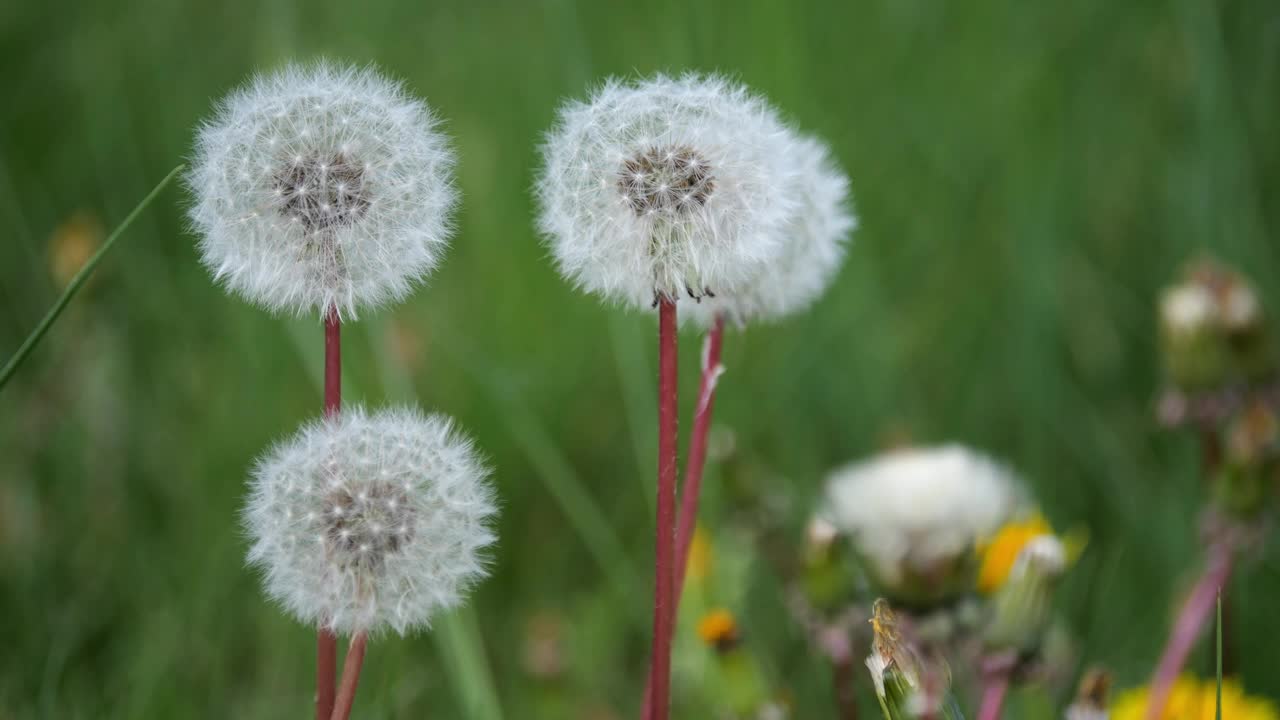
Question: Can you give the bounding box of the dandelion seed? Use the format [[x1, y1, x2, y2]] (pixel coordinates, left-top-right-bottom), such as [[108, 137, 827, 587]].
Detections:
[[244, 406, 496, 636], [187, 61, 458, 319]]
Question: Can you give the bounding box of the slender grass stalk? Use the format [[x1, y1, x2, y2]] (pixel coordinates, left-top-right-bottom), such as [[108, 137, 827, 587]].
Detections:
[[0, 163, 183, 394], [1215, 592, 1223, 720], [977, 652, 1016, 720], [648, 297, 679, 720], [330, 631, 369, 720], [317, 308, 341, 720], [1144, 542, 1234, 720]]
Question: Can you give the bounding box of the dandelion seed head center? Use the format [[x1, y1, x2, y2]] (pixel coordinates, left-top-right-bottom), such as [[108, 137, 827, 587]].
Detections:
[[273, 152, 370, 232], [617, 145, 714, 216], [320, 482, 416, 570]]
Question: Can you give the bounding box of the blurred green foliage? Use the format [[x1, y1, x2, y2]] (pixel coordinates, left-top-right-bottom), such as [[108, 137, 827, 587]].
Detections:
[[2, 0, 1279, 717]]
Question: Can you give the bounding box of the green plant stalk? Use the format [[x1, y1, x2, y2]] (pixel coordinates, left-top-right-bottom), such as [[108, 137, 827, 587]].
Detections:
[[1216, 593, 1222, 720], [0, 164, 184, 393]]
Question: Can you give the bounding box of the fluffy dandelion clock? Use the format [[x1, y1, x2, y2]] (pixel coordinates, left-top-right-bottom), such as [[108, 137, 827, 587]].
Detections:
[[188, 62, 457, 318], [824, 444, 1020, 604], [683, 132, 855, 328], [537, 74, 799, 308], [244, 406, 496, 635]]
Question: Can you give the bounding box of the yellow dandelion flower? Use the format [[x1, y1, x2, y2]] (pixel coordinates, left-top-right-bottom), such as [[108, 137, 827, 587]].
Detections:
[[977, 514, 1086, 593], [1111, 676, 1278, 720], [977, 515, 1052, 593], [697, 608, 739, 650]]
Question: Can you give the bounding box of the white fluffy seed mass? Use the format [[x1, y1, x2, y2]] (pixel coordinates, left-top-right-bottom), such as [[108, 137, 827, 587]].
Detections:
[[244, 406, 496, 636], [824, 445, 1020, 590], [187, 62, 457, 318], [537, 74, 800, 309], [683, 133, 855, 328]]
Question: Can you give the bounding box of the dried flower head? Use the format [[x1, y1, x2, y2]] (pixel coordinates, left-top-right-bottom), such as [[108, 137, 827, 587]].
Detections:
[[188, 62, 458, 318], [244, 406, 496, 635], [824, 445, 1021, 605], [683, 133, 855, 328], [537, 74, 799, 309]]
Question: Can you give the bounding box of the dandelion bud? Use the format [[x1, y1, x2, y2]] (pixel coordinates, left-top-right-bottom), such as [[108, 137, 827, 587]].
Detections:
[[188, 62, 458, 318], [537, 74, 799, 309], [683, 133, 855, 329], [1216, 401, 1279, 517], [824, 445, 1020, 607], [244, 406, 496, 635], [866, 600, 962, 720], [1159, 257, 1276, 392], [984, 535, 1067, 654]]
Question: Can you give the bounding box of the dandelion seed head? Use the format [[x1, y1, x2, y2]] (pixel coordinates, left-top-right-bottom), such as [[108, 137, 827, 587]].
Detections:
[[536, 73, 800, 309], [244, 406, 496, 636], [823, 445, 1021, 604], [683, 133, 856, 328], [187, 61, 458, 319]]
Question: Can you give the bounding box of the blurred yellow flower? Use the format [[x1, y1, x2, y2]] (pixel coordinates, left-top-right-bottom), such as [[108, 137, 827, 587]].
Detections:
[[49, 211, 103, 288], [976, 515, 1053, 593], [697, 608, 738, 649], [687, 526, 713, 584], [1112, 676, 1278, 720]]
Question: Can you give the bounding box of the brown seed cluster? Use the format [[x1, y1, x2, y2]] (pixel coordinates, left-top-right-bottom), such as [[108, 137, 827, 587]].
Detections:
[[274, 152, 370, 232], [618, 145, 714, 216], [323, 482, 415, 572]]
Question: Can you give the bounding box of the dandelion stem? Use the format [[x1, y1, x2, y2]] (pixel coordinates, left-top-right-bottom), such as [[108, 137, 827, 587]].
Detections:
[[642, 314, 723, 718], [317, 308, 341, 720], [648, 297, 679, 720], [977, 653, 1015, 720], [832, 655, 859, 720], [1144, 541, 1234, 720], [0, 163, 183, 394], [330, 631, 368, 720], [673, 314, 725, 599]]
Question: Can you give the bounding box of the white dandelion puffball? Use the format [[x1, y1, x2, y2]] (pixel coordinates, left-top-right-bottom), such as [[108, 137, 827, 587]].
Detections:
[[824, 445, 1020, 599], [537, 74, 800, 309], [188, 62, 457, 318], [245, 406, 496, 635], [683, 132, 855, 328]]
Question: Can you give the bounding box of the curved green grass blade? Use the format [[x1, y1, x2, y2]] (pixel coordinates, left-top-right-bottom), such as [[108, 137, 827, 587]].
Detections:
[[0, 163, 184, 393]]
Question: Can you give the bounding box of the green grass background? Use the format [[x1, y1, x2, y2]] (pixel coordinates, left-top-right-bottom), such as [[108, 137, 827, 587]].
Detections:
[[2, 0, 1279, 717]]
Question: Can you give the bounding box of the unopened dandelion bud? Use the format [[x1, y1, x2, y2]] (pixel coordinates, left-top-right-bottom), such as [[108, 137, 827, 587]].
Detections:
[[188, 62, 458, 319], [1216, 402, 1279, 517], [984, 535, 1067, 653], [244, 406, 496, 636], [536, 74, 799, 309], [866, 600, 962, 720]]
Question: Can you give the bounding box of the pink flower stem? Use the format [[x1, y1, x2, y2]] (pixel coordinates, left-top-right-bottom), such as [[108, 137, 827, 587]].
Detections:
[[1143, 541, 1235, 720], [330, 631, 368, 720], [641, 314, 725, 719], [976, 652, 1016, 720], [831, 655, 859, 720], [317, 308, 341, 720], [647, 297, 679, 720], [673, 314, 725, 601]]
